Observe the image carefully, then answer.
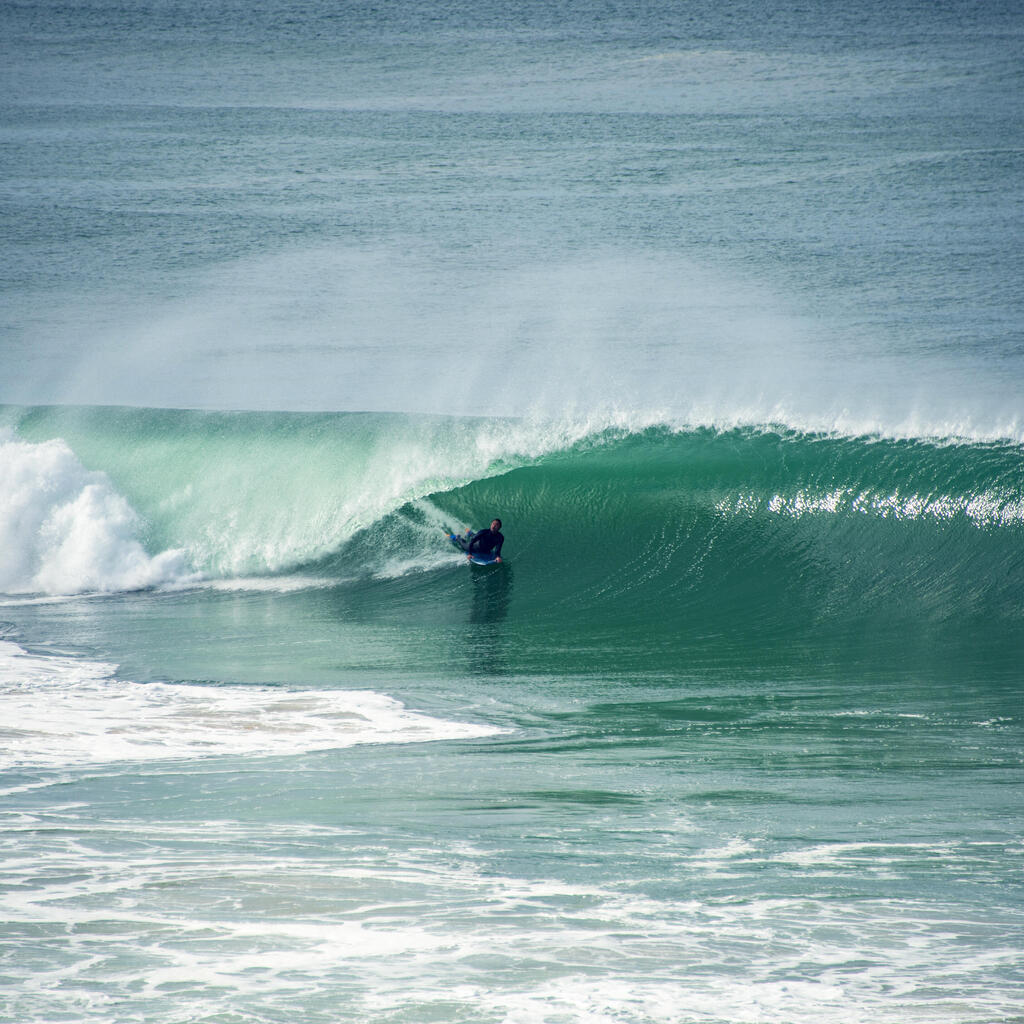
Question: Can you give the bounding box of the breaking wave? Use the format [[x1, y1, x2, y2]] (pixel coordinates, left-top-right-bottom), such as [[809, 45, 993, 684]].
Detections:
[[1, 407, 1021, 641]]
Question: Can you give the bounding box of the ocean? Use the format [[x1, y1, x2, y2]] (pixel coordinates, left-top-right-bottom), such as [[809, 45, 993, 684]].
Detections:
[[1, 1, 1022, 1021]]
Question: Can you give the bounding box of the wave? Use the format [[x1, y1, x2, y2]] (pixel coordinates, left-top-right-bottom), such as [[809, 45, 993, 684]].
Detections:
[[418, 425, 1024, 631], [2, 406, 1022, 637], [0, 404, 610, 590]]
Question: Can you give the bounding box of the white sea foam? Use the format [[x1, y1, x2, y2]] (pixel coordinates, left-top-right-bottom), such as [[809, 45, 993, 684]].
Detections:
[[717, 485, 1024, 528], [2, 820, 1019, 1024], [198, 574, 339, 593], [0, 433, 195, 595], [0, 639, 502, 769]]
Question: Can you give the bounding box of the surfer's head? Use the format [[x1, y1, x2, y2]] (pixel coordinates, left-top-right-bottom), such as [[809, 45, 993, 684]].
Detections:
[[490, 518, 502, 531]]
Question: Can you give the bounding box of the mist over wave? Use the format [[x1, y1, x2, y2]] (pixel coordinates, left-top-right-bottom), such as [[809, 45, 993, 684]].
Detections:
[[8, 249, 1023, 444]]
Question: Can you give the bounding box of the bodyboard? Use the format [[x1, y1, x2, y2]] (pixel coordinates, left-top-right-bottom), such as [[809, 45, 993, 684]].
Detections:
[[446, 528, 500, 565]]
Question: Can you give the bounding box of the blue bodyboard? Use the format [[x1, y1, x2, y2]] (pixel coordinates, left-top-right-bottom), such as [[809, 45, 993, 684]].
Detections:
[[447, 528, 500, 565]]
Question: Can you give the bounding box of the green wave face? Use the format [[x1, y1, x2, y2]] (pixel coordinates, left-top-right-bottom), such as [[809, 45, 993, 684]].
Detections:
[[5, 406, 1022, 677], [418, 429, 1024, 657]]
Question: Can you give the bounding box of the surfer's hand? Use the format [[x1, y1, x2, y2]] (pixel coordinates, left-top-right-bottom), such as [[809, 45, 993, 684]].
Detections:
[[496, 557, 502, 562]]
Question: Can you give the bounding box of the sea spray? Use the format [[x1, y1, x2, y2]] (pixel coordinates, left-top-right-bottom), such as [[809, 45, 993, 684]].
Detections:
[[0, 432, 190, 594]]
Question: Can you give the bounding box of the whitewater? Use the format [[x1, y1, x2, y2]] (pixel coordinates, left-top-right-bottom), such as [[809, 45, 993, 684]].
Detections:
[[2, 0, 1023, 1021]]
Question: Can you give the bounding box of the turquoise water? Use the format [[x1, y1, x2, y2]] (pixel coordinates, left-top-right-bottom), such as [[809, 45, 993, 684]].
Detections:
[[2, 1, 1023, 1021]]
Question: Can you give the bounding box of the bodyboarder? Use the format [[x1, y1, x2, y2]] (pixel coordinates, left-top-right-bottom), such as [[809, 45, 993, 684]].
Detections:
[[449, 519, 504, 563]]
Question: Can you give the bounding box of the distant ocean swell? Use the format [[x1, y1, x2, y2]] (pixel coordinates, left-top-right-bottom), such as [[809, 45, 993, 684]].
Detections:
[[2, 406, 1022, 630]]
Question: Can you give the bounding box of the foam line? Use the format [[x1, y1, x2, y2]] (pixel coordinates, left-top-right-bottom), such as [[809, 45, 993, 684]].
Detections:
[[0, 640, 502, 769]]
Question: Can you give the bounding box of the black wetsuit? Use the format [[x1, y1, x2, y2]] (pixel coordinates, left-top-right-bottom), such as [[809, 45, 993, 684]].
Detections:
[[468, 528, 504, 558]]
